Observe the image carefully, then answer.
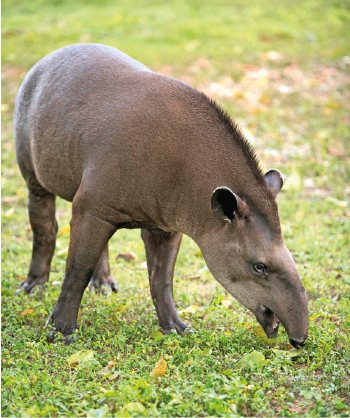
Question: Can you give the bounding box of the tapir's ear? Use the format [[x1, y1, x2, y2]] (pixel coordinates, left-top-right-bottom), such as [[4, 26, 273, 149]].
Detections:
[[211, 187, 248, 223], [265, 169, 283, 197]]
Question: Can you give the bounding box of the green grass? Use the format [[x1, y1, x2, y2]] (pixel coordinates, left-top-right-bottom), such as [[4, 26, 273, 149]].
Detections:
[[1, 0, 350, 416]]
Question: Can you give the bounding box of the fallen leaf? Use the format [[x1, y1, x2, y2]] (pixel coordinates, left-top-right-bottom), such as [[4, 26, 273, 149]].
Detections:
[[116, 251, 138, 262], [221, 299, 232, 309], [151, 330, 164, 341], [5, 207, 15, 217], [98, 360, 116, 375], [124, 402, 146, 413], [238, 351, 266, 369], [272, 348, 302, 358], [20, 309, 34, 318], [248, 325, 281, 347], [86, 407, 108, 418], [150, 356, 167, 381], [179, 305, 198, 314], [98, 360, 118, 380], [265, 336, 281, 347], [67, 350, 94, 367], [118, 302, 131, 314]]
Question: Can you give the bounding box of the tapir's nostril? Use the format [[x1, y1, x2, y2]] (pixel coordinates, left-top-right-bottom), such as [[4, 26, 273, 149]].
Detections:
[[289, 337, 306, 349]]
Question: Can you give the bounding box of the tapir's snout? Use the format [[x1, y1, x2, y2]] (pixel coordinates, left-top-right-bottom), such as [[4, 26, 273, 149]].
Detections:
[[289, 337, 306, 349], [254, 281, 309, 347]]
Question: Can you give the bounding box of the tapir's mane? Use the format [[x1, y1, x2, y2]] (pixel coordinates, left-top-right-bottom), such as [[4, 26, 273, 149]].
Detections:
[[199, 92, 266, 185]]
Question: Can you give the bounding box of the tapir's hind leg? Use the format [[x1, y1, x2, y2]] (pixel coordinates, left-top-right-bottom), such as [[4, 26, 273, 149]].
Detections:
[[141, 229, 188, 334], [88, 244, 118, 294], [16, 177, 57, 294]]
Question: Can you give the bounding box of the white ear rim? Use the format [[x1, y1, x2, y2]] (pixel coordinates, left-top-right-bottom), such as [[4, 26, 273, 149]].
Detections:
[[211, 186, 248, 223], [265, 169, 284, 197], [211, 187, 236, 223]]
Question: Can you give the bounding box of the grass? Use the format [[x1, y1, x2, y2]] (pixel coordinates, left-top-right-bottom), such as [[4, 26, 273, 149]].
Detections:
[[1, 0, 350, 416]]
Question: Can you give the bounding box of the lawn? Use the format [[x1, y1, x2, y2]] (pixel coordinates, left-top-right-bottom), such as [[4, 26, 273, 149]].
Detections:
[[1, 0, 350, 416]]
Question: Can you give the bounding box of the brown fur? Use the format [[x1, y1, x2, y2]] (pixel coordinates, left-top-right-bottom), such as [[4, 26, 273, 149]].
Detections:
[[14, 44, 308, 347]]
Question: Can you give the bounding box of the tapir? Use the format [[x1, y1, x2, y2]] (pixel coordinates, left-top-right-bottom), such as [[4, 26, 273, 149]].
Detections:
[[14, 43, 308, 347]]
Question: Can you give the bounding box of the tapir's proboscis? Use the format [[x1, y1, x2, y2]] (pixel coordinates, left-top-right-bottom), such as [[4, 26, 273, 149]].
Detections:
[[14, 44, 308, 348]]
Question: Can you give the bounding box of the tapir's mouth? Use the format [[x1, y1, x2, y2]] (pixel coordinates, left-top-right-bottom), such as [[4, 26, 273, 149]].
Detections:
[[260, 305, 280, 338]]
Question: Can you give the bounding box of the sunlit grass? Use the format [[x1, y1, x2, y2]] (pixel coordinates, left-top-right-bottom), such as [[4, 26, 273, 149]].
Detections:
[[1, 0, 350, 416]]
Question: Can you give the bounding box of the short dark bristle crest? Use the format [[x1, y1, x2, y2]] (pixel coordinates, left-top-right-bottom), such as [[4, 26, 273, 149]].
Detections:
[[199, 92, 265, 182]]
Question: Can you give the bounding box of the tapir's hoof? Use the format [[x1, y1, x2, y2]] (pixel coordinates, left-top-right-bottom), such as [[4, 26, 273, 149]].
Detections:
[[45, 314, 77, 345], [47, 330, 77, 345], [161, 323, 192, 335], [47, 330, 57, 343], [88, 277, 118, 295], [182, 327, 195, 336], [15, 287, 25, 295], [15, 282, 45, 295]]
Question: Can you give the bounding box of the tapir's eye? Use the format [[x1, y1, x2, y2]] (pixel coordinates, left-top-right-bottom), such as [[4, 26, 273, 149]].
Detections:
[[253, 263, 266, 274]]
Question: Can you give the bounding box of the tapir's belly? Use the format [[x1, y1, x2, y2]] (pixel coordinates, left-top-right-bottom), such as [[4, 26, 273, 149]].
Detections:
[[31, 139, 82, 202]]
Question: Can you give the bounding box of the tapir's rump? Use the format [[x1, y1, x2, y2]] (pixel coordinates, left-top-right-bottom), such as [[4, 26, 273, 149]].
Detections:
[[14, 43, 308, 348]]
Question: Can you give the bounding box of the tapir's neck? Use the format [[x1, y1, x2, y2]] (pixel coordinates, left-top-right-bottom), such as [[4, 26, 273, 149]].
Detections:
[[161, 91, 279, 238]]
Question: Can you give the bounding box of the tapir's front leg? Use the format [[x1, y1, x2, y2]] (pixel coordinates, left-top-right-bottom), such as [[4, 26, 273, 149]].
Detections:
[[141, 229, 188, 334], [47, 194, 116, 342]]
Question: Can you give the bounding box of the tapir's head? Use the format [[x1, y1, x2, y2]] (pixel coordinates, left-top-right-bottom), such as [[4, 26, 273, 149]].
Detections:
[[200, 169, 308, 348]]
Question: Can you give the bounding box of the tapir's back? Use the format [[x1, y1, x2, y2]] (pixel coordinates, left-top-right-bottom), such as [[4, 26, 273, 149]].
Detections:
[[14, 43, 269, 229], [14, 43, 157, 201]]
